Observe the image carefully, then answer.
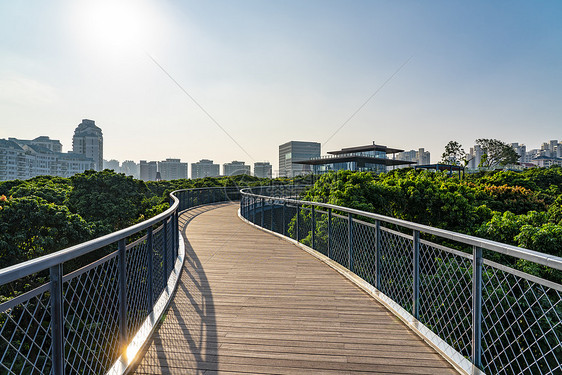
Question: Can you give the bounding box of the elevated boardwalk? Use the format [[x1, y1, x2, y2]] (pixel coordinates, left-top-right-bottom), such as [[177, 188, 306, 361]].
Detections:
[[133, 203, 458, 374]]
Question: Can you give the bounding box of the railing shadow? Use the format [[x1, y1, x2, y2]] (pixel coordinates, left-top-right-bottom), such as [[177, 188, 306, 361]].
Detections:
[[132, 204, 227, 374]]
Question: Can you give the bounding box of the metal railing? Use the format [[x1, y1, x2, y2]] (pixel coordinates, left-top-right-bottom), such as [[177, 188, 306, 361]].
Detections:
[[240, 187, 562, 375], [0, 186, 240, 375]]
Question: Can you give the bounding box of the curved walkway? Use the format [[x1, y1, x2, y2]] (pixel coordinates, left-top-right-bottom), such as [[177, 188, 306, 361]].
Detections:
[[133, 203, 458, 374]]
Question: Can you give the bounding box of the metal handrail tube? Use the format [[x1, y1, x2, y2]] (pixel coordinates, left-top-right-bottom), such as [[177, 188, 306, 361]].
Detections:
[[240, 188, 562, 271], [0, 196, 179, 286], [240, 186, 562, 375], [0, 185, 243, 375]]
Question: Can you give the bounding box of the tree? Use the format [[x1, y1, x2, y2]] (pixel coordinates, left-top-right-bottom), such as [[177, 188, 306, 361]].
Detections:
[[0, 196, 92, 268], [476, 138, 520, 169], [441, 141, 467, 166], [66, 170, 149, 231]]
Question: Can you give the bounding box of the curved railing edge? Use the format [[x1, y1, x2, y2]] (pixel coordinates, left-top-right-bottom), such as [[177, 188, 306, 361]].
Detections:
[[239, 188, 562, 271], [237, 208, 475, 375], [0, 195, 181, 286]]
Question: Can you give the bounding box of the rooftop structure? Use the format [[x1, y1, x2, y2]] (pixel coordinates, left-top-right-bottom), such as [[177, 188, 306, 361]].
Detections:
[[295, 143, 415, 174]]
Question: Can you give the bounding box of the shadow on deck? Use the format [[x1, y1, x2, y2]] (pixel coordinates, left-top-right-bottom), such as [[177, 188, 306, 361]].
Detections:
[[132, 203, 459, 374]]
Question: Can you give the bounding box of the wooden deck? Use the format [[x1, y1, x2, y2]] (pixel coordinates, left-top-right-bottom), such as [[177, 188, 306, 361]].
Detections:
[[132, 203, 458, 374]]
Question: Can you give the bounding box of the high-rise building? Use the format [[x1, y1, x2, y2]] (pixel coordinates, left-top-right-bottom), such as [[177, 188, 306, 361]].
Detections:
[[72, 119, 103, 171], [467, 145, 484, 170], [9, 136, 62, 153], [396, 148, 430, 167], [140, 160, 157, 181], [103, 159, 121, 172], [1, 138, 94, 181], [121, 160, 140, 179], [223, 161, 250, 176], [158, 158, 188, 180], [254, 162, 272, 178], [278, 141, 321, 177], [191, 159, 220, 179]]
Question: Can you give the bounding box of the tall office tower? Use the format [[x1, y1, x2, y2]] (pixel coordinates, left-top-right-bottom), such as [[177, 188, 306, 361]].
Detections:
[[72, 119, 103, 171], [278, 141, 321, 177], [158, 158, 188, 180], [140, 160, 158, 181], [254, 162, 272, 178], [191, 159, 220, 179], [223, 161, 251, 176]]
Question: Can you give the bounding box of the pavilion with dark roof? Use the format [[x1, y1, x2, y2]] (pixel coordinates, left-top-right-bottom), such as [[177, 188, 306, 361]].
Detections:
[[294, 143, 415, 175]]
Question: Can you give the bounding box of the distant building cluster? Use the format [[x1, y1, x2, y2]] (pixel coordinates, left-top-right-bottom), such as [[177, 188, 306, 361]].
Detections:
[[106, 158, 272, 181], [4, 118, 560, 183], [0, 119, 102, 181], [395, 148, 431, 167], [466, 140, 562, 170]]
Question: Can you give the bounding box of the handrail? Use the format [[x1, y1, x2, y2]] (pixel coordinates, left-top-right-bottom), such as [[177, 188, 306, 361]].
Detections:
[[0, 186, 243, 375], [240, 186, 562, 375], [240, 188, 562, 271], [0, 196, 179, 286]]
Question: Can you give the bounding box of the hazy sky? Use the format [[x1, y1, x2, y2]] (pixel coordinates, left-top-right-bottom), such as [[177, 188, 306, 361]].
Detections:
[[1, 0, 561, 173]]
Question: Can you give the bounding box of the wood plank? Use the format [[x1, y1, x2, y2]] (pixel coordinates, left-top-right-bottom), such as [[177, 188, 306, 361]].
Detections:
[[132, 203, 458, 374]]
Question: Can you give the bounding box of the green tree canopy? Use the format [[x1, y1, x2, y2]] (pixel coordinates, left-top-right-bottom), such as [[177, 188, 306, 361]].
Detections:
[[66, 170, 149, 231], [476, 138, 520, 169], [440, 141, 467, 166], [0, 196, 92, 268]]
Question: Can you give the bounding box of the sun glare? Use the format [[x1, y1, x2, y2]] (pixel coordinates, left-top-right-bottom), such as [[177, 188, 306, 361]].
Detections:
[[69, 0, 160, 53]]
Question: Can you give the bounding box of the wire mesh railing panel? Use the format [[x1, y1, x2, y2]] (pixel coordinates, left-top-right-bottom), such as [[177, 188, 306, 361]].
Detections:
[[126, 240, 150, 339], [313, 210, 329, 256], [239, 188, 562, 374], [271, 204, 284, 235], [351, 221, 377, 286], [0, 288, 52, 375], [379, 228, 413, 313], [419, 242, 473, 359], [298, 207, 313, 247], [63, 254, 120, 375], [152, 226, 165, 304], [285, 204, 298, 240], [263, 203, 272, 231], [329, 215, 349, 268], [166, 220, 175, 280], [481, 264, 562, 375]]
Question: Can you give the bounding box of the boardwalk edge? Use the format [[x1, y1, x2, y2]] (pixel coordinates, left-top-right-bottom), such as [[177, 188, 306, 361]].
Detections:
[[238, 208, 482, 375]]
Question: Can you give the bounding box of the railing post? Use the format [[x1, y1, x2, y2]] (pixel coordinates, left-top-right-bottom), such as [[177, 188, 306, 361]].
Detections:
[[375, 220, 381, 289], [348, 213, 354, 272], [212, 189, 215, 203], [118, 238, 127, 352], [472, 246, 483, 370], [147, 227, 154, 312], [328, 208, 332, 259], [163, 218, 168, 281], [261, 198, 265, 228], [413, 230, 420, 319], [50, 264, 64, 375], [311, 206, 316, 249], [296, 204, 300, 241], [282, 201, 287, 236]]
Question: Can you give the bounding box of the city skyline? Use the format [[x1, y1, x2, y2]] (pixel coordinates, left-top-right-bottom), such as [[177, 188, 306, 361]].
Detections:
[[1, 1, 561, 172]]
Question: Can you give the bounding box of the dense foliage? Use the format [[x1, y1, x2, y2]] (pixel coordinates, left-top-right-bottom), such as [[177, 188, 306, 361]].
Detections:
[[0, 170, 297, 270], [303, 167, 562, 280]]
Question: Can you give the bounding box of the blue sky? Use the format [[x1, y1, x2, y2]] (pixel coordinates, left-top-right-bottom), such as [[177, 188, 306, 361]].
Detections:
[[1, 0, 561, 173]]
